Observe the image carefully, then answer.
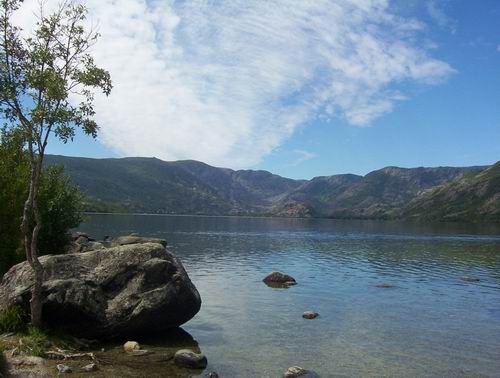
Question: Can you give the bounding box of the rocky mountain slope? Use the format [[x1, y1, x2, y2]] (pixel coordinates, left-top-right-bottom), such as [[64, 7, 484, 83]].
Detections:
[[402, 161, 500, 222], [45, 155, 498, 222]]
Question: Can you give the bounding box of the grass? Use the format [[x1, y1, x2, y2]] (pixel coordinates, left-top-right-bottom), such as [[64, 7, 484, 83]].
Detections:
[[0, 305, 27, 334], [0, 306, 77, 358]]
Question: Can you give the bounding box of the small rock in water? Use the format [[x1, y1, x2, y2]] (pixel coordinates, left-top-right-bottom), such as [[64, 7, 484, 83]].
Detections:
[[283, 366, 307, 378], [375, 283, 394, 288], [123, 341, 140, 353], [263, 271, 297, 286], [461, 276, 480, 283], [302, 311, 319, 319], [206, 372, 219, 378], [56, 364, 72, 374], [174, 349, 208, 369], [81, 363, 98, 372]]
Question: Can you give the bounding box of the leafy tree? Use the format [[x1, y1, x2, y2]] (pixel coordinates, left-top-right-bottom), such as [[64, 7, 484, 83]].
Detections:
[[0, 0, 111, 326], [0, 127, 28, 273], [0, 128, 84, 275]]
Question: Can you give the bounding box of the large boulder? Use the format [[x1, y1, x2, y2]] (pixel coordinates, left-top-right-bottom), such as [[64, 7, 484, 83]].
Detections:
[[0, 242, 201, 339]]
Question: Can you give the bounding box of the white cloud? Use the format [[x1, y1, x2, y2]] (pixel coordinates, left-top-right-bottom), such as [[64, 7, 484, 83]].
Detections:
[[15, 0, 454, 168], [426, 0, 457, 34], [291, 150, 317, 166]]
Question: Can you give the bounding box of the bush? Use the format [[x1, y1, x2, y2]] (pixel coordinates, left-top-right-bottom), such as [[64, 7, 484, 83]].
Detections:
[[0, 128, 84, 275], [38, 166, 84, 256], [0, 305, 28, 333]]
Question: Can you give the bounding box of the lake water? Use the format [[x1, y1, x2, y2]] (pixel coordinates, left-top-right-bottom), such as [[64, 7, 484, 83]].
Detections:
[[78, 214, 500, 378]]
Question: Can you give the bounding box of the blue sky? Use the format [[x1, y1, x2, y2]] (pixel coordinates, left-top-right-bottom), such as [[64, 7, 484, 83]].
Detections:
[[39, 0, 500, 179]]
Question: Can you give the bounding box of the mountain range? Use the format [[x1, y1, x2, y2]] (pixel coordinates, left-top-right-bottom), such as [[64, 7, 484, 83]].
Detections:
[[44, 155, 500, 222]]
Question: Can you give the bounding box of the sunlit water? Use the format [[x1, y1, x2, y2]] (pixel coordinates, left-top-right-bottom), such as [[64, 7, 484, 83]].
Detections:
[[78, 214, 500, 378]]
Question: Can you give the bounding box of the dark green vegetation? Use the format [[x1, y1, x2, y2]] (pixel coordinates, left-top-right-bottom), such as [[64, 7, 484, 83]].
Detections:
[[0, 305, 27, 334], [0, 131, 83, 275], [45, 155, 500, 222]]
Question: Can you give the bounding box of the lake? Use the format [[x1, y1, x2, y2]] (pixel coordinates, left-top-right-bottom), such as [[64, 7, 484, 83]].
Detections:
[[78, 214, 500, 378]]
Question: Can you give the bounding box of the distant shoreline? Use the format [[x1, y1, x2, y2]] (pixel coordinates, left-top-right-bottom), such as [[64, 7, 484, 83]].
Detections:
[[81, 212, 500, 225]]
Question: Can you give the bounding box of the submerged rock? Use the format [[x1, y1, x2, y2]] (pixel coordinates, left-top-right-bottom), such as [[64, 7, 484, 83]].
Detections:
[[283, 366, 307, 378], [375, 283, 394, 288], [0, 243, 201, 339], [174, 349, 208, 369], [461, 276, 480, 282], [283, 366, 319, 378], [263, 271, 297, 286], [302, 311, 319, 319]]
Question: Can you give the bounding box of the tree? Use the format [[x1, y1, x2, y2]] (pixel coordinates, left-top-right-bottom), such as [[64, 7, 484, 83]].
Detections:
[[0, 0, 111, 326], [0, 129, 84, 275], [0, 127, 28, 273]]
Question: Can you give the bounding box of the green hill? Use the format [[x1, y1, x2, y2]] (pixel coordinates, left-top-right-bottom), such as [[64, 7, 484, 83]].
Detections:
[[45, 155, 499, 222]]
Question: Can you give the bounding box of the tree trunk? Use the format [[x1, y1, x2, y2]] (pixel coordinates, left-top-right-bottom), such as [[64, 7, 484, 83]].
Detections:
[[20, 154, 45, 327]]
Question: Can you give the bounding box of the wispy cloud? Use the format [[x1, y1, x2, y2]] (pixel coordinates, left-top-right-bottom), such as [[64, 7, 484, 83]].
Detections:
[[291, 150, 317, 166], [15, 0, 454, 168], [426, 0, 457, 34]]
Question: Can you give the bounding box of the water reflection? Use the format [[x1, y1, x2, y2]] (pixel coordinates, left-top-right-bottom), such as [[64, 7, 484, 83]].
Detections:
[[78, 215, 500, 377]]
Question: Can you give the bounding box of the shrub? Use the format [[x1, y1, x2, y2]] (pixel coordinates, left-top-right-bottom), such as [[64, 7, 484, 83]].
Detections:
[[0, 129, 84, 275], [0, 305, 27, 333]]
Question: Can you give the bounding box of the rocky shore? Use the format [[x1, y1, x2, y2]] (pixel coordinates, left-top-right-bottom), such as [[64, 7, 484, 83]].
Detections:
[[0, 234, 326, 377]]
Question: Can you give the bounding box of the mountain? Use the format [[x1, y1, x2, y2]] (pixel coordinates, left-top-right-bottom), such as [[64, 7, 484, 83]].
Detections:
[[402, 161, 500, 222], [44, 155, 499, 222], [44, 155, 304, 215], [274, 166, 485, 219]]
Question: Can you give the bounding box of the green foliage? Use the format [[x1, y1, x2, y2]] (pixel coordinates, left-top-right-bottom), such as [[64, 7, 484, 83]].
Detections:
[[0, 128, 30, 272], [0, 130, 84, 274], [0, 305, 27, 333], [0, 0, 112, 144], [38, 165, 83, 255]]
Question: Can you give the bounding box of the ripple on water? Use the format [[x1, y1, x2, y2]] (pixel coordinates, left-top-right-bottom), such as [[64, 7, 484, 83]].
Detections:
[[78, 215, 500, 377]]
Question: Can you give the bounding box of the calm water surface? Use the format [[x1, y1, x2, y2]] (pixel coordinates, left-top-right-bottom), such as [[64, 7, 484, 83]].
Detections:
[[79, 214, 500, 378]]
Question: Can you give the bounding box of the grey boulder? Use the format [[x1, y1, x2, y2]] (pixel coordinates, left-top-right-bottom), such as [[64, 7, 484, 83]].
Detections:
[[0, 242, 201, 339]]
